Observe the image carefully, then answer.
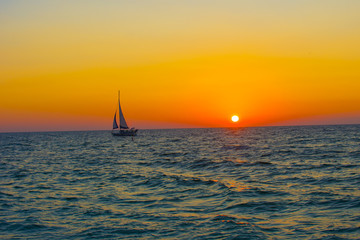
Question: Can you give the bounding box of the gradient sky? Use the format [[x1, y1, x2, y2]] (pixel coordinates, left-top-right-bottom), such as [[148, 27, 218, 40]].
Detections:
[[1, 0, 360, 132]]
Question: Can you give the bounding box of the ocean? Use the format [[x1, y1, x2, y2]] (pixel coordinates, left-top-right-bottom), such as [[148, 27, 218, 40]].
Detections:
[[1, 125, 359, 239]]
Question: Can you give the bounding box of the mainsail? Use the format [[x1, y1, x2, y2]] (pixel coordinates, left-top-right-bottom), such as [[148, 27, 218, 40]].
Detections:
[[117, 91, 129, 129]]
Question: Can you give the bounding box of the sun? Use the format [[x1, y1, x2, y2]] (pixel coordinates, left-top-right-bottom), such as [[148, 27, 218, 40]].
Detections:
[[231, 115, 239, 122]]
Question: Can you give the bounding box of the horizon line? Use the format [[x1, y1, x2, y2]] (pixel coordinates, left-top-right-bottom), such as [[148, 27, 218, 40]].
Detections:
[[1, 122, 359, 134]]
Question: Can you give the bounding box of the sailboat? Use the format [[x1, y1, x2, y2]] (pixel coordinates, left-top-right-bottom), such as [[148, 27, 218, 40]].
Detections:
[[112, 91, 138, 136]]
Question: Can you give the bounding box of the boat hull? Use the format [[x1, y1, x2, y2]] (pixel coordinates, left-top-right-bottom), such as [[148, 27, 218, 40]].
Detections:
[[112, 129, 138, 136]]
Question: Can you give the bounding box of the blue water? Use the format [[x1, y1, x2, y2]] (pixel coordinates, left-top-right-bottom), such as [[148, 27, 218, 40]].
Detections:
[[1, 125, 360, 239]]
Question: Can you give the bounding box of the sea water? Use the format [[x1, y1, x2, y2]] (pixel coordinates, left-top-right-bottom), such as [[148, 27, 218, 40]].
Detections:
[[1, 125, 359, 239]]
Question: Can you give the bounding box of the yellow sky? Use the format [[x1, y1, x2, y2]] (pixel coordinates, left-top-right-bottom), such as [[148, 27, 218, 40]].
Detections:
[[1, 1, 360, 132]]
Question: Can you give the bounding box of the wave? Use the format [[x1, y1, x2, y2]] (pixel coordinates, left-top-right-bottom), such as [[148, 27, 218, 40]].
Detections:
[[0, 219, 63, 234], [221, 144, 252, 151], [1, 126, 360, 239]]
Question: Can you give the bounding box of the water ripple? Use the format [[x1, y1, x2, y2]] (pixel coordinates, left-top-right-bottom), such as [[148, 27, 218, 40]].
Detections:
[[0, 126, 359, 239]]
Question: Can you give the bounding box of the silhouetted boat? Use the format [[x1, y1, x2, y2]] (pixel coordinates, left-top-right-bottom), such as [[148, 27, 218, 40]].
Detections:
[[112, 91, 138, 136]]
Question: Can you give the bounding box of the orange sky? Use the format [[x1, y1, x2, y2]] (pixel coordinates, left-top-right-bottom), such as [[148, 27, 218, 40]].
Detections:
[[1, 1, 360, 132]]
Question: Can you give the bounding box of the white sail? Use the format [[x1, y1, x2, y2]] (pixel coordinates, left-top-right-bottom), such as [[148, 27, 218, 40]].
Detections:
[[118, 91, 129, 129], [113, 112, 119, 129]]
